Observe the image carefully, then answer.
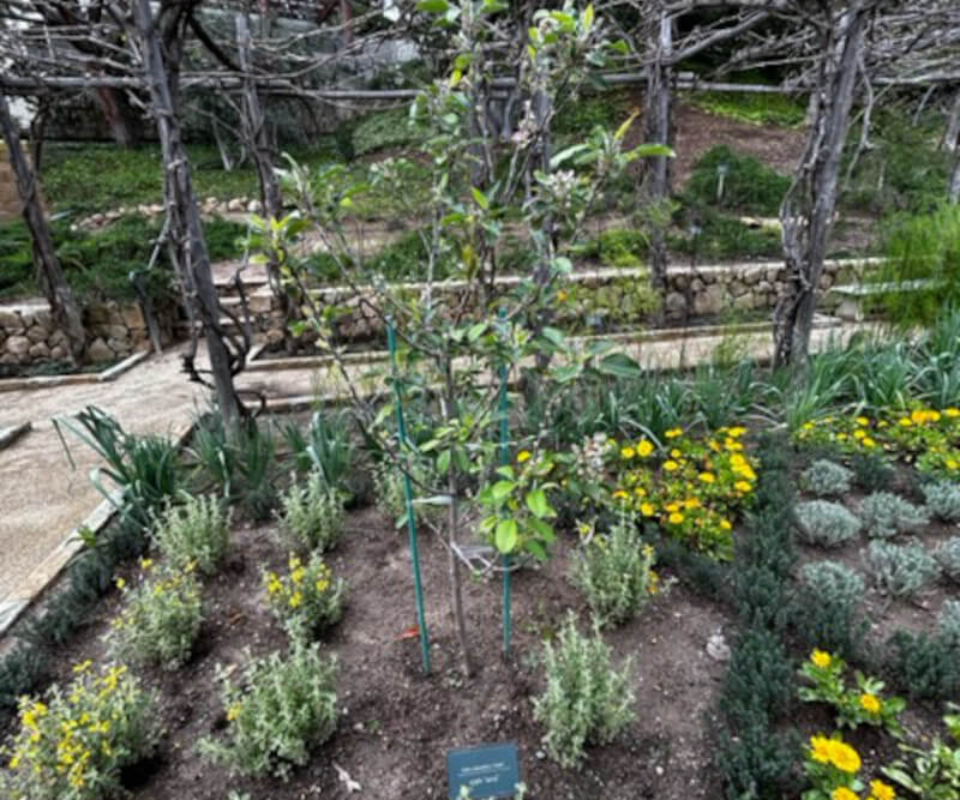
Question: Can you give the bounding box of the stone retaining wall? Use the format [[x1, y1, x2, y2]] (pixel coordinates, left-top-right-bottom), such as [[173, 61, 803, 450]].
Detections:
[[257, 259, 877, 347], [0, 301, 155, 365]]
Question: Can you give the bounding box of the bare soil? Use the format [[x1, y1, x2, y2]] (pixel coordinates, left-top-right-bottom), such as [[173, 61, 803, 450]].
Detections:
[[12, 503, 733, 800]]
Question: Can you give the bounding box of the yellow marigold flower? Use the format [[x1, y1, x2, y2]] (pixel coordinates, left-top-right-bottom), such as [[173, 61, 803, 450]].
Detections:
[[640, 502, 656, 517], [728, 426, 747, 438], [684, 498, 701, 510], [699, 472, 716, 483], [637, 440, 654, 457], [811, 649, 832, 669], [665, 428, 683, 439], [837, 432, 849, 441], [911, 409, 928, 424], [668, 512, 685, 524], [946, 408, 960, 417], [665, 502, 680, 513], [315, 579, 330, 593], [828, 740, 862, 774], [948, 459, 959, 471], [802, 422, 815, 431], [289, 591, 303, 609], [634, 487, 646, 497], [859, 693, 881, 714], [517, 450, 532, 463], [853, 429, 867, 440], [856, 416, 870, 426], [929, 410, 942, 422], [720, 519, 732, 531], [725, 438, 744, 452], [114, 577, 125, 590], [139, 558, 153, 571], [670, 448, 681, 458], [869, 779, 896, 800], [621, 446, 636, 459], [810, 735, 832, 764], [663, 460, 679, 472], [612, 490, 629, 501], [735, 480, 753, 493], [899, 417, 912, 427], [862, 437, 876, 448], [291, 567, 306, 585], [227, 703, 243, 722], [730, 453, 746, 466], [832, 788, 859, 800]]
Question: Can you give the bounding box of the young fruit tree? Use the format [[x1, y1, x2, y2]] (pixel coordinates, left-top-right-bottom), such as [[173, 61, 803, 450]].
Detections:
[[249, 0, 670, 676]]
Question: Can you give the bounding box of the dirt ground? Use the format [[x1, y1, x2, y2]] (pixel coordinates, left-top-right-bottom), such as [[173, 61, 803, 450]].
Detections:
[[15, 504, 733, 800]]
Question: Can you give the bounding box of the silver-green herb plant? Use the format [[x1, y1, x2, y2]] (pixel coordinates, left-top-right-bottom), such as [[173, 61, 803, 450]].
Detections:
[[372, 459, 407, 527], [263, 552, 346, 638], [800, 459, 853, 498], [859, 491, 930, 539], [0, 662, 158, 800], [922, 481, 960, 522], [799, 560, 865, 612], [794, 500, 862, 548], [938, 600, 960, 652], [936, 537, 960, 583], [866, 540, 940, 598], [279, 468, 344, 553], [572, 519, 658, 628], [154, 494, 230, 576], [533, 613, 635, 770], [107, 561, 203, 670], [198, 642, 338, 780]]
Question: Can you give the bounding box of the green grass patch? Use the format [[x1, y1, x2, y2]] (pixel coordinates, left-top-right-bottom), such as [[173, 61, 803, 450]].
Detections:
[[573, 228, 648, 267], [685, 91, 807, 128], [0, 215, 246, 301]]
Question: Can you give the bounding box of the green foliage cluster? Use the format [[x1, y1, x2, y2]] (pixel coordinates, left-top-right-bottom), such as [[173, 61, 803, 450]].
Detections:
[[533, 613, 635, 769], [850, 451, 895, 492], [279, 469, 345, 553], [669, 211, 783, 261], [800, 459, 854, 498], [866, 540, 939, 598], [795, 561, 866, 658], [683, 145, 792, 216], [573, 227, 647, 267], [886, 629, 960, 701], [198, 642, 338, 779], [107, 563, 203, 671], [0, 214, 244, 301], [794, 500, 861, 548], [716, 438, 800, 799], [572, 518, 658, 627], [877, 202, 960, 329], [553, 92, 634, 138], [190, 414, 278, 519], [282, 410, 356, 495], [843, 112, 951, 215], [685, 91, 807, 128], [154, 495, 230, 576], [351, 107, 422, 157]]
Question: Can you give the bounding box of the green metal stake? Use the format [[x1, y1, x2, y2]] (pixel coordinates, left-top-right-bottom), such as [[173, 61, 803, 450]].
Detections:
[[387, 321, 431, 674], [498, 309, 512, 658]]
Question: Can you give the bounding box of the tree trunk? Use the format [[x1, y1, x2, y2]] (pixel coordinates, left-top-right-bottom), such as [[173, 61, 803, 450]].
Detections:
[[643, 8, 673, 294], [774, 7, 868, 369], [89, 87, 140, 149], [0, 94, 86, 361], [132, 0, 242, 423], [941, 89, 960, 153], [949, 154, 960, 204]]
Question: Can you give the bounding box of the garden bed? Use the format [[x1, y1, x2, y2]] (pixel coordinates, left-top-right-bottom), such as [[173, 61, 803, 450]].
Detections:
[[0, 350, 148, 393]]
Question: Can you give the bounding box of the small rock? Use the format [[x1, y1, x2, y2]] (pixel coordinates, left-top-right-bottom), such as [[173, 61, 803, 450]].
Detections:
[[28, 342, 50, 359], [5, 335, 30, 356], [247, 199, 260, 213], [87, 338, 113, 362], [706, 631, 731, 662], [227, 198, 244, 212]]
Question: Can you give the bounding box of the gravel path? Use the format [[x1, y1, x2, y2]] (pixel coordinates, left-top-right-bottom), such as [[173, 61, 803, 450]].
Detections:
[[0, 346, 202, 605]]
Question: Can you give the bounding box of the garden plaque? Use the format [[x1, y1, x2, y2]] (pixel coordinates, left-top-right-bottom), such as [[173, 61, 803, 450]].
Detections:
[[447, 742, 521, 799]]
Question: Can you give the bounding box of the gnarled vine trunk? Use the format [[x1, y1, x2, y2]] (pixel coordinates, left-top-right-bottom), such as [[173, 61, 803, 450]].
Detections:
[[774, 6, 870, 369], [0, 93, 85, 361]]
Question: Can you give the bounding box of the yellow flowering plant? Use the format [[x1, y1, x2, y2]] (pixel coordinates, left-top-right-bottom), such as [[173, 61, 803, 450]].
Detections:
[[106, 560, 202, 671], [803, 733, 867, 800], [263, 552, 345, 637], [605, 425, 758, 558], [0, 662, 158, 800], [796, 406, 960, 481], [800, 650, 906, 738]]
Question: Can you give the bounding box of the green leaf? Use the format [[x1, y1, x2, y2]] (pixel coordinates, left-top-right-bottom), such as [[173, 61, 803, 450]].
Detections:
[[614, 111, 639, 142], [632, 143, 675, 158], [437, 450, 451, 474], [525, 488, 549, 518], [496, 465, 515, 480], [550, 144, 589, 169], [467, 322, 488, 342], [416, 0, 449, 12], [471, 186, 490, 210], [491, 480, 515, 501], [526, 540, 547, 560], [495, 519, 519, 553], [597, 352, 642, 379]]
